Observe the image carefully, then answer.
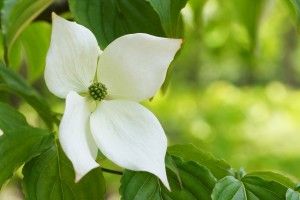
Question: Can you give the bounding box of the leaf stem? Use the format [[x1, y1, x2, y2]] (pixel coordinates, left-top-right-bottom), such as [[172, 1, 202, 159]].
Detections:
[[101, 167, 123, 175]]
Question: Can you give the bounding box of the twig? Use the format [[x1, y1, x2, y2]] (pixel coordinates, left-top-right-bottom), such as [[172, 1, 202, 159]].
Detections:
[[101, 167, 123, 175]]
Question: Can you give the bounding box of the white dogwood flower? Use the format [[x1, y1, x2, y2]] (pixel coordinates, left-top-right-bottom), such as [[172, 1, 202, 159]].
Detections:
[[45, 13, 182, 189]]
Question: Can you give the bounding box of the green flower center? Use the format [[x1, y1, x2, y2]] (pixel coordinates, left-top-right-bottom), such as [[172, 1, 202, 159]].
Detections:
[[88, 82, 108, 101]]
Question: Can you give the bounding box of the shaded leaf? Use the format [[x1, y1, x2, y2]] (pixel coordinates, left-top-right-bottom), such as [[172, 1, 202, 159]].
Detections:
[[23, 141, 106, 200], [68, 0, 165, 49], [120, 156, 217, 200], [0, 64, 56, 128], [0, 102, 53, 189]]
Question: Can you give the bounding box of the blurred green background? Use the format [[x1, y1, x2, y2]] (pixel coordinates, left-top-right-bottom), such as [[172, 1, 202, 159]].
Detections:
[[2, 0, 300, 199], [152, 0, 300, 178]]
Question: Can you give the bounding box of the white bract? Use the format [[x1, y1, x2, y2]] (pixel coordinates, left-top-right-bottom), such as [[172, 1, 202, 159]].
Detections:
[[45, 13, 182, 189]]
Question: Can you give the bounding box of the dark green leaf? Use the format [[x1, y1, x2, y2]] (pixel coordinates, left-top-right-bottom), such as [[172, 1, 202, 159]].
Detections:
[[1, 0, 52, 53], [146, 0, 188, 37], [9, 22, 51, 83], [286, 188, 300, 200], [23, 141, 106, 200], [168, 144, 232, 179], [0, 64, 56, 128], [120, 156, 217, 200], [0, 103, 53, 189], [68, 0, 165, 49], [0, 102, 27, 130]]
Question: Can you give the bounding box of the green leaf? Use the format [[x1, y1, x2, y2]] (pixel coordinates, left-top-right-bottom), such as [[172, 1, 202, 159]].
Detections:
[[1, 0, 52, 54], [0, 64, 56, 128], [146, 0, 188, 37], [287, 0, 300, 28], [9, 22, 51, 83], [0, 102, 27, 130], [286, 188, 300, 200], [211, 176, 248, 200], [247, 171, 297, 189], [120, 156, 217, 200], [242, 176, 287, 200], [23, 141, 106, 200], [211, 175, 288, 200], [168, 144, 232, 179], [68, 0, 165, 49], [230, 0, 266, 42], [0, 102, 53, 189]]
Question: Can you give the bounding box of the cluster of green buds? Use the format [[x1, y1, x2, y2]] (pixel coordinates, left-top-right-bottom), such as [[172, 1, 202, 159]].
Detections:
[[88, 82, 108, 101]]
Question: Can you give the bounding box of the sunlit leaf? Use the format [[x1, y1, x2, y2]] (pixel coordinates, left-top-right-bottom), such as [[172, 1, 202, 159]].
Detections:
[[146, 0, 188, 37], [1, 0, 52, 55], [9, 22, 51, 83], [168, 144, 232, 179], [247, 171, 296, 189], [286, 188, 300, 200], [229, 0, 267, 43], [211, 175, 288, 200]]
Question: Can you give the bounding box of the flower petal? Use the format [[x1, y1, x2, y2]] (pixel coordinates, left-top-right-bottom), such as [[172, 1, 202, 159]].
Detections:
[[98, 33, 182, 101], [90, 100, 170, 189], [45, 13, 101, 98], [59, 91, 99, 181]]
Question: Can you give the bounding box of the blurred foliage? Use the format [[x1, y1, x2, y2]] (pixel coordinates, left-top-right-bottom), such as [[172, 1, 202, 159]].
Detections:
[[174, 0, 300, 86], [149, 81, 300, 179]]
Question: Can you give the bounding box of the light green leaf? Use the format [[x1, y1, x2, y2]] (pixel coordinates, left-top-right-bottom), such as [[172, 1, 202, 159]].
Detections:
[[1, 0, 52, 54], [212, 175, 288, 200], [9, 22, 51, 83], [286, 188, 300, 200], [168, 144, 232, 179], [146, 0, 188, 37], [0, 102, 53, 189], [120, 156, 217, 200], [23, 141, 106, 200], [211, 176, 249, 200], [0, 64, 56, 128], [68, 0, 165, 49], [242, 176, 287, 199], [230, 0, 266, 42], [288, 0, 300, 28], [247, 171, 297, 189]]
